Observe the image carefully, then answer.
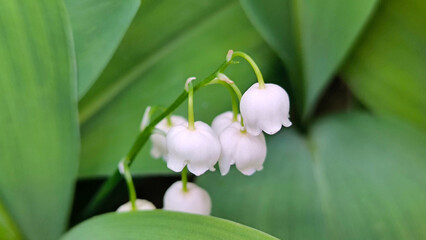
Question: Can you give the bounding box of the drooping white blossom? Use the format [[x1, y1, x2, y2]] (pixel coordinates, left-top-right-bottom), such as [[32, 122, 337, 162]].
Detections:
[[240, 83, 291, 135], [218, 122, 266, 176], [116, 199, 156, 213], [166, 121, 221, 176], [211, 111, 240, 135], [163, 181, 211, 215], [150, 116, 187, 159]]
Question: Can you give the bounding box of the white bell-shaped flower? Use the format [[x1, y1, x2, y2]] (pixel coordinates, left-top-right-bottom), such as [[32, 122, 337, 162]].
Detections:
[[240, 83, 291, 135], [163, 181, 211, 215], [219, 122, 267, 176], [211, 111, 241, 135], [166, 121, 221, 176], [150, 116, 187, 159], [116, 199, 156, 213]]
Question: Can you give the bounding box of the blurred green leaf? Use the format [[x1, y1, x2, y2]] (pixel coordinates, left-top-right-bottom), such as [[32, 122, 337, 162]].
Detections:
[[198, 112, 426, 239], [0, 0, 79, 239], [239, 0, 378, 118], [62, 211, 277, 239], [65, 0, 140, 97], [341, 0, 426, 130], [0, 201, 21, 240], [77, 0, 279, 177]]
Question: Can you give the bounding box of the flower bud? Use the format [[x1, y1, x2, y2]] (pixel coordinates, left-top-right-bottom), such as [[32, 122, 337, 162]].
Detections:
[[166, 121, 221, 176], [163, 181, 211, 215], [150, 116, 187, 159], [211, 111, 240, 135], [240, 83, 291, 135], [219, 122, 266, 176], [116, 199, 156, 213]]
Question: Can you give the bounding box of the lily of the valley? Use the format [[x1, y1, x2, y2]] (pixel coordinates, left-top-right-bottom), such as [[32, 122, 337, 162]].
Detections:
[[163, 181, 211, 215], [166, 77, 221, 176], [240, 83, 291, 136], [166, 121, 221, 176], [218, 122, 266, 176], [116, 199, 156, 212]]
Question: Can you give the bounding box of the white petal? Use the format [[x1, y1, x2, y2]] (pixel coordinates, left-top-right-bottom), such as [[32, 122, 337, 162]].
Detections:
[[219, 158, 232, 176], [238, 167, 257, 176], [116, 199, 156, 212], [150, 147, 162, 159], [150, 134, 166, 159], [166, 155, 186, 173], [163, 181, 211, 215], [150, 115, 187, 159], [240, 83, 291, 135], [218, 123, 267, 176], [187, 162, 210, 176], [282, 118, 292, 127], [245, 124, 263, 136], [211, 111, 240, 135], [259, 118, 282, 135], [166, 122, 221, 176]]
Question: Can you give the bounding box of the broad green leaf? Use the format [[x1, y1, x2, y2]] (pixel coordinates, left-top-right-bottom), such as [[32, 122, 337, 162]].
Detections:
[[77, 0, 280, 177], [0, 0, 79, 239], [0, 201, 21, 240], [240, 0, 378, 117], [341, 0, 426, 130], [198, 112, 426, 239], [65, 0, 140, 97], [62, 211, 277, 240]]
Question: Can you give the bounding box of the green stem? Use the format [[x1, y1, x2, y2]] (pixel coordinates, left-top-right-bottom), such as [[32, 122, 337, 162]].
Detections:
[[79, 60, 232, 220], [181, 166, 188, 192], [232, 51, 265, 88], [121, 160, 137, 210], [208, 79, 245, 126], [229, 87, 239, 121], [209, 79, 239, 121], [232, 81, 245, 127], [166, 114, 172, 126], [187, 81, 195, 130], [229, 82, 242, 100]]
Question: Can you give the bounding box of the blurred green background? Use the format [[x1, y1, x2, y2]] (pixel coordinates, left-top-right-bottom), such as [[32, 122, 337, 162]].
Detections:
[[0, 0, 425, 239]]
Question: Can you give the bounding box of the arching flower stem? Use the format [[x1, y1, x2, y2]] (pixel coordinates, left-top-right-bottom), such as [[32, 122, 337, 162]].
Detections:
[[231, 51, 265, 88], [118, 159, 137, 211], [208, 78, 245, 128]]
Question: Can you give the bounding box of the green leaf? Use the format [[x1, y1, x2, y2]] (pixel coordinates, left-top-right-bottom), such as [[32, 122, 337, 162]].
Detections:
[[62, 211, 277, 240], [0, 200, 21, 240], [0, 0, 79, 239], [239, 0, 378, 117], [65, 0, 140, 97], [341, 0, 426, 130], [198, 112, 426, 239], [77, 0, 279, 177]]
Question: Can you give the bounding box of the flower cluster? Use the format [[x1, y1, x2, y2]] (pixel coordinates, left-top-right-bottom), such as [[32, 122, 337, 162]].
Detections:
[[151, 82, 291, 177], [116, 50, 291, 216]]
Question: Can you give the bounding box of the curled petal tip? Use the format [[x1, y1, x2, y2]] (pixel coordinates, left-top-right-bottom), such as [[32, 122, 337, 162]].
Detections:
[[185, 77, 196, 91], [226, 49, 234, 62], [283, 119, 292, 127], [217, 73, 234, 84], [117, 159, 125, 175]]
